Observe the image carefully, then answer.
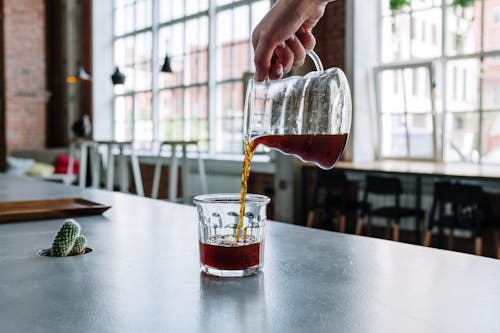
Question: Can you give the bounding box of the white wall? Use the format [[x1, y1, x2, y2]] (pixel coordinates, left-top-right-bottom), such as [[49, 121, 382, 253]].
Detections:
[[349, 0, 379, 162], [92, 1, 114, 141]]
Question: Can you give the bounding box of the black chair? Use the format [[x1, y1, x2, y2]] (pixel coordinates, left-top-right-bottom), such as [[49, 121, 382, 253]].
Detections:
[[307, 170, 365, 234], [360, 175, 425, 242], [423, 182, 484, 255]]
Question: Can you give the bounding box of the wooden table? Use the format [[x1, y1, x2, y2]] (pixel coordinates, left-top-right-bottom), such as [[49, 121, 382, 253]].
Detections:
[[1, 174, 500, 332]]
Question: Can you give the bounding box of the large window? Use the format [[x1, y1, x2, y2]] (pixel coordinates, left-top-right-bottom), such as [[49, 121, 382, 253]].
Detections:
[[113, 0, 270, 154], [377, 0, 500, 163]]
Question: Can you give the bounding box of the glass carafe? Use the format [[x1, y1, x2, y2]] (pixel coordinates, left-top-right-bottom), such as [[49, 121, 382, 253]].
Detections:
[[243, 51, 351, 169]]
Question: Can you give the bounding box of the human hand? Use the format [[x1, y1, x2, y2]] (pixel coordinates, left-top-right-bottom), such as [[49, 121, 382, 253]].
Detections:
[[252, 0, 331, 81]]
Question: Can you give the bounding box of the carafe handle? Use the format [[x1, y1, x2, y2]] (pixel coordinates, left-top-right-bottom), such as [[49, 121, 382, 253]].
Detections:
[[306, 50, 323, 72]]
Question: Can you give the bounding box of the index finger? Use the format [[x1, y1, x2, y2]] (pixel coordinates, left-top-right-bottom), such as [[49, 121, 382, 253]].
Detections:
[[254, 33, 277, 82]]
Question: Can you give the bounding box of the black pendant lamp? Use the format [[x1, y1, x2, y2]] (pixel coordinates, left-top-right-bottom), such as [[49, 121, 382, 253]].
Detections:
[[111, 66, 126, 85], [161, 54, 173, 73], [67, 62, 92, 83]]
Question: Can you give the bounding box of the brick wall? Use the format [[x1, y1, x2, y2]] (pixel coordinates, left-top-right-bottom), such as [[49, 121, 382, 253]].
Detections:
[[3, 0, 46, 153], [314, 0, 345, 71]]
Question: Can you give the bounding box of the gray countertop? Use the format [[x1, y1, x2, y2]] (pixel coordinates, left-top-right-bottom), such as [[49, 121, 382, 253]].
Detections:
[[1, 174, 499, 333]]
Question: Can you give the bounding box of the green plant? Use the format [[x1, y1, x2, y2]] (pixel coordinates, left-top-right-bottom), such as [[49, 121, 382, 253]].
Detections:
[[68, 235, 87, 256], [451, 0, 475, 7], [50, 219, 85, 257], [390, 0, 411, 11]]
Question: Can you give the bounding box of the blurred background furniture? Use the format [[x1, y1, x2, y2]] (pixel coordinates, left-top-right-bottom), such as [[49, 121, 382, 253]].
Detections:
[[151, 140, 207, 203], [306, 169, 364, 234], [68, 140, 144, 196], [359, 175, 425, 242], [424, 182, 484, 255]]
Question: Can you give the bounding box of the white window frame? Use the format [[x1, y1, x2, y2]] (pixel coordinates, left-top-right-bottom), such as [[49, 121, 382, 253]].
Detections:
[[377, 0, 500, 164], [112, 0, 270, 155]]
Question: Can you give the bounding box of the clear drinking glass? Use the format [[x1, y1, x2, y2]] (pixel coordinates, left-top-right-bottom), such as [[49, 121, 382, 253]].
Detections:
[[243, 51, 352, 169], [193, 193, 270, 277]]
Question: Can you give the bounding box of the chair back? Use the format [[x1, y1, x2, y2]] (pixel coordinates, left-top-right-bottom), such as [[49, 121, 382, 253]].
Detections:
[[429, 181, 483, 229], [449, 184, 482, 206], [365, 175, 403, 195], [316, 169, 349, 192]]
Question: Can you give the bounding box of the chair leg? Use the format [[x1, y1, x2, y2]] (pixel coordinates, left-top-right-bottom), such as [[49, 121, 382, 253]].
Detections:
[[418, 219, 425, 244], [496, 230, 500, 259], [447, 229, 454, 251], [392, 223, 400, 242], [355, 217, 363, 235], [338, 215, 346, 233], [423, 230, 432, 247], [384, 219, 391, 240], [367, 216, 373, 236], [474, 237, 483, 256], [306, 211, 315, 228]]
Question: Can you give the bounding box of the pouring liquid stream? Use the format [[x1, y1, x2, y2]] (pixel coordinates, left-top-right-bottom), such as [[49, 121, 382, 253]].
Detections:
[[235, 133, 348, 240]]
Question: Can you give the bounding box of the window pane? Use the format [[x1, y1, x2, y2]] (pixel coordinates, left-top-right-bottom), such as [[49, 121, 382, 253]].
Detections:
[[216, 0, 232, 6], [134, 33, 152, 91], [114, 3, 135, 36], [382, 14, 411, 62], [411, 9, 442, 59], [216, 82, 244, 153], [135, 33, 152, 63], [159, 24, 184, 57], [484, 0, 500, 51], [444, 112, 479, 162], [217, 10, 232, 47], [122, 65, 135, 92], [159, 0, 183, 23], [379, 70, 405, 113], [483, 56, 500, 110], [412, 0, 441, 10], [446, 58, 479, 111], [134, 92, 153, 142], [186, 0, 208, 16], [404, 67, 433, 113], [135, 0, 152, 30], [482, 111, 500, 163], [135, 61, 151, 90], [251, 1, 270, 31], [159, 24, 185, 88], [115, 37, 134, 66], [381, 0, 411, 16], [115, 96, 134, 141], [159, 89, 184, 141], [185, 87, 209, 148], [114, 39, 126, 68], [185, 18, 207, 54], [185, 17, 209, 85], [446, 3, 481, 56], [232, 41, 249, 80], [381, 114, 408, 157], [233, 6, 249, 41], [216, 8, 250, 81], [217, 45, 232, 80], [408, 114, 434, 158]]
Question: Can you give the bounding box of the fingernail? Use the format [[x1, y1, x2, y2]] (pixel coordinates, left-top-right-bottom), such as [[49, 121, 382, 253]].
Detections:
[[254, 71, 262, 81], [288, 35, 295, 42], [299, 27, 305, 33], [274, 66, 283, 76], [278, 41, 286, 48]]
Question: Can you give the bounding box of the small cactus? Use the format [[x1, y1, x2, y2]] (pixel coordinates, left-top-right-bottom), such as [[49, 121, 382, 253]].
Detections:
[[68, 235, 87, 256], [51, 219, 81, 257]]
